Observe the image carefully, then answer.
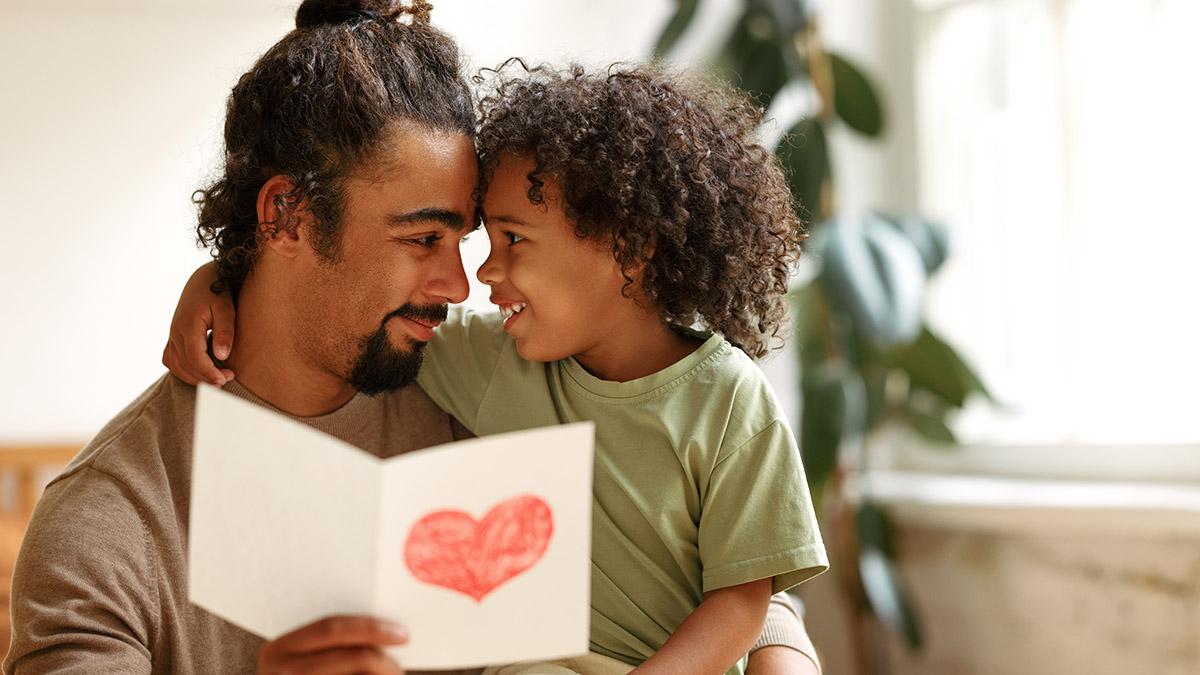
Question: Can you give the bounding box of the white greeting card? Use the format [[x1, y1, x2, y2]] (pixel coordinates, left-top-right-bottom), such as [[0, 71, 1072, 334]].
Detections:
[[189, 385, 593, 669]]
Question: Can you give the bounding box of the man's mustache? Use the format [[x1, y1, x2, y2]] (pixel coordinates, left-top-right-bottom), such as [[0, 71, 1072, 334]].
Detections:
[[384, 303, 449, 326]]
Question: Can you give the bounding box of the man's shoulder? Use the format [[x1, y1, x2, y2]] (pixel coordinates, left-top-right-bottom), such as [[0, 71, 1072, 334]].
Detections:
[[12, 398, 172, 662], [373, 383, 466, 453], [53, 373, 196, 495], [8, 373, 191, 675]]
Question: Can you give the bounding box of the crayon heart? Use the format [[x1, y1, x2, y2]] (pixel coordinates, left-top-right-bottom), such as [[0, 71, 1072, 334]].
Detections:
[[403, 494, 554, 602]]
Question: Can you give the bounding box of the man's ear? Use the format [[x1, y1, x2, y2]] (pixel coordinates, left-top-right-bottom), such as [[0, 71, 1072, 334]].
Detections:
[[256, 175, 312, 259]]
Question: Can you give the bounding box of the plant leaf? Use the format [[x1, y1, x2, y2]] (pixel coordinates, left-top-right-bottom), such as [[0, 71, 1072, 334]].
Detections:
[[859, 364, 889, 430], [859, 545, 924, 650], [892, 327, 993, 407], [818, 217, 927, 347], [856, 504, 923, 649], [856, 501, 894, 555], [720, 5, 790, 107], [652, 0, 702, 59], [905, 405, 958, 445], [790, 282, 831, 366], [829, 51, 884, 137], [799, 363, 847, 495], [752, 0, 810, 36], [873, 212, 951, 275], [776, 117, 829, 223]]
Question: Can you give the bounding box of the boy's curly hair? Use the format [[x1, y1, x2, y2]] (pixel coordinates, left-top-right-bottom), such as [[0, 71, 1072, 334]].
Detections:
[[475, 62, 805, 359]]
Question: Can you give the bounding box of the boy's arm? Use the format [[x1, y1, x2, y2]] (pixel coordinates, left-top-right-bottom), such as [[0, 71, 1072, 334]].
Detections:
[[163, 261, 236, 386], [632, 578, 772, 675], [415, 307, 507, 431], [691, 418, 827, 673]]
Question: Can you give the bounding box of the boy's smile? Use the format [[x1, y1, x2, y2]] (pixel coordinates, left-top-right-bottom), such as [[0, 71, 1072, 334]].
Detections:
[[492, 297, 528, 330]]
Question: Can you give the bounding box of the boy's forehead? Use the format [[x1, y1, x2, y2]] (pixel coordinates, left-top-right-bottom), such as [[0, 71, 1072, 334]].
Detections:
[[485, 156, 563, 208]]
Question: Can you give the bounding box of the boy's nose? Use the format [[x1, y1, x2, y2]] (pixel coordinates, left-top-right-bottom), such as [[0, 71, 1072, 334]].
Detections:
[[477, 252, 503, 286]]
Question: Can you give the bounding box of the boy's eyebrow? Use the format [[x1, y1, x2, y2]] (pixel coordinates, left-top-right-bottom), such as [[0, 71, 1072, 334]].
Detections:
[[482, 212, 533, 227], [386, 208, 469, 231]]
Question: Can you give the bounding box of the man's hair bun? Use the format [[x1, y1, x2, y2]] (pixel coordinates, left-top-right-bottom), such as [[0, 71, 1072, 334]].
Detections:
[[295, 0, 433, 30]]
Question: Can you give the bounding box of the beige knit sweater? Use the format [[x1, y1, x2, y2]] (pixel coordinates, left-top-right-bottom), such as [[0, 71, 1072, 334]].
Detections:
[[4, 375, 814, 674]]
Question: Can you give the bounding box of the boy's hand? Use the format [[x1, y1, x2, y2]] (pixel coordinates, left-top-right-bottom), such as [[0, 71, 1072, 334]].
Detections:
[[257, 615, 409, 674], [162, 261, 237, 386]]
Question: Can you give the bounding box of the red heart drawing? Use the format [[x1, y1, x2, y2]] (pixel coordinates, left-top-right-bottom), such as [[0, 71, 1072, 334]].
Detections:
[[403, 494, 554, 602]]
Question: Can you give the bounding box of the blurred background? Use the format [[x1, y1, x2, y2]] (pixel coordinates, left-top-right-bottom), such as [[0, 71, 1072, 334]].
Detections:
[[1, 0, 1197, 672]]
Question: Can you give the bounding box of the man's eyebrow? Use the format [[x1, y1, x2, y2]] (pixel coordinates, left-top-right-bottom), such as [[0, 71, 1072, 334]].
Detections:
[[386, 208, 468, 231]]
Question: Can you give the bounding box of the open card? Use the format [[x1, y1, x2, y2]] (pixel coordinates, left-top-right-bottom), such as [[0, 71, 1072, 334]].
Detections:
[[189, 385, 593, 670]]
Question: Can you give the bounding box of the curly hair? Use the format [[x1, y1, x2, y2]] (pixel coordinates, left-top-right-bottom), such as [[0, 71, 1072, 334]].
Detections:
[[474, 62, 806, 359], [194, 0, 473, 297]]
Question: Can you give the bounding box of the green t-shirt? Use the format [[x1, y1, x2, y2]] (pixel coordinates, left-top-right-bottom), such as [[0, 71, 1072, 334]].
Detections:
[[417, 308, 828, 670]]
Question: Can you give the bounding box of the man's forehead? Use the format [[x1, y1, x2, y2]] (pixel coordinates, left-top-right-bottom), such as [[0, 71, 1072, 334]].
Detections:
[[370, 122, 478, 174]]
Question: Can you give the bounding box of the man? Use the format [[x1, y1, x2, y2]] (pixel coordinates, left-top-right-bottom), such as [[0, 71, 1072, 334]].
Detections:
[[5, 3, 820, 674]]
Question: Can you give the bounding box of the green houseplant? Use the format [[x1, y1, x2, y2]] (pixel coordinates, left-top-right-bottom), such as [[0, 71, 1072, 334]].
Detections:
[[654, 1, 993, 670]]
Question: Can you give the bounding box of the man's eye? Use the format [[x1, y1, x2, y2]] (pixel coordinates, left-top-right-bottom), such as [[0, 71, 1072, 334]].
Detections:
[[505, 231, 524, 245], [407, 234, 442, 248]]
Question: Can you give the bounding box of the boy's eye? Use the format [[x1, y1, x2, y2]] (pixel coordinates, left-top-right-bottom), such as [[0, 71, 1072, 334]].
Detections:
[[505, 231, 525, 245]]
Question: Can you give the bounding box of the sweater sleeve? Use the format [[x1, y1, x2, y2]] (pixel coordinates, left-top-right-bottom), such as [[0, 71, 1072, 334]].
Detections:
[[4, 467, 156, 674], [750, 593, 821, 671]]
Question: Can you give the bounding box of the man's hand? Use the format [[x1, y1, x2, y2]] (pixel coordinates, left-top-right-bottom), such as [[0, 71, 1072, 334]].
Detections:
[[257, 615, 409, 674], [746, 645, 821, 675]]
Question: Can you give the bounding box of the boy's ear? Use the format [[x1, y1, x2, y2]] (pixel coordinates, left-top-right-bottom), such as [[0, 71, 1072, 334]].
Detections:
[[256, 175, 312, 259], [614, 231, 656, 277]]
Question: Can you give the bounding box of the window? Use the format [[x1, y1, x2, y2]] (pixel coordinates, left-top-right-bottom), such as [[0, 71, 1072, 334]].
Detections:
[[910, 0, 1200, 446]]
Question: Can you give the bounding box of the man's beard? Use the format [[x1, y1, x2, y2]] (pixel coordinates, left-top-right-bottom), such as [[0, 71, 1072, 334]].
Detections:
[[346, 303, 448, 395]]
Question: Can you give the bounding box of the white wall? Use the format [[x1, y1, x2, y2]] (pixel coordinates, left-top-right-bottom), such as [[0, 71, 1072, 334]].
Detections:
[[0, 0, 675, 442]]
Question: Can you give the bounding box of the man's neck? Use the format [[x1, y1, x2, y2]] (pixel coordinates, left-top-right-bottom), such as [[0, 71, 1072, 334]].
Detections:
[[224, 278, 359, 418]]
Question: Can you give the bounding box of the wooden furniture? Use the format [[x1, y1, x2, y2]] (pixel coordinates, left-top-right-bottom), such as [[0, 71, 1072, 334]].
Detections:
[[0, 445, 81, 660]]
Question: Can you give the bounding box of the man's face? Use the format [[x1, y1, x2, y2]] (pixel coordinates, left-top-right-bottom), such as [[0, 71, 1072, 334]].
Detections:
[[295, 124, 477, 394]]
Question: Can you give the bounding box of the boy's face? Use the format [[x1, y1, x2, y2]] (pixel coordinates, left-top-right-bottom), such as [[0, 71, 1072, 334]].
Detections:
[[478, 154, 632, 363]]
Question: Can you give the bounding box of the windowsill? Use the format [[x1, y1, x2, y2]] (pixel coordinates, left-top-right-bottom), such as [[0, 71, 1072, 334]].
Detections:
[[860, 469, 1200, 536], [873, 436, 1200, 483]]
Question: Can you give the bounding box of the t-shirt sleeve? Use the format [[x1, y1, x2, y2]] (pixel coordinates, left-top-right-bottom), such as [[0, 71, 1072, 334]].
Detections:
[[416, 306, 508, 431], [4, 468, 156, 674], [698, 419, 829, 594]]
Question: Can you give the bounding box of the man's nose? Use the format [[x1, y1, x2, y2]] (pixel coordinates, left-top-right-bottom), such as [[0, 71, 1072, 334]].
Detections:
[[428, 244, 470, 304]]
